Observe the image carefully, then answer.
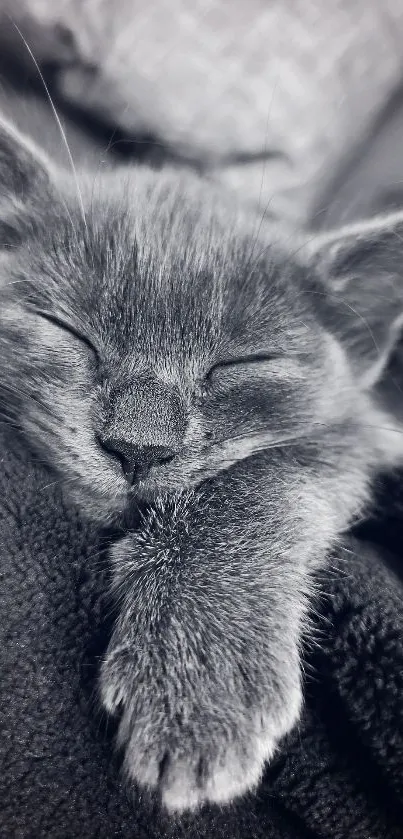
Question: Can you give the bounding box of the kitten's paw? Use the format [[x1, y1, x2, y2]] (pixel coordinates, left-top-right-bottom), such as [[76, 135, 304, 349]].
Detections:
[[100, 642, 301, 813]]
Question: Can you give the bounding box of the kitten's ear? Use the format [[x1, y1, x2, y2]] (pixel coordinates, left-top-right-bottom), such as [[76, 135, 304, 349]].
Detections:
[[308, 213, 403, 389], [0, 116, 53, 237]]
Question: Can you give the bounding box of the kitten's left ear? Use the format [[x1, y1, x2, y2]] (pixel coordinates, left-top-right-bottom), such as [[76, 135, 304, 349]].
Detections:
[[0, 116, 53, 235], [307, 212, 403, 389]]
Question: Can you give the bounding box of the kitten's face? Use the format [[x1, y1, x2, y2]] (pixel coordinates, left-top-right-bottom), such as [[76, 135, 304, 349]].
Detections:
[[0, 166, 351, 519], [0, 119, 402, 525]]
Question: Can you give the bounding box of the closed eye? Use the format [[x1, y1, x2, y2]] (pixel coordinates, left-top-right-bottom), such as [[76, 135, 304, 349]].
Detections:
[[37, 310, 98, 357], [206, 353, 279, 378]]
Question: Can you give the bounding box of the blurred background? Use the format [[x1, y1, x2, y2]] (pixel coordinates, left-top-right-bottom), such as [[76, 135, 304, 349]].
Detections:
[[0, 1, 403, 230]]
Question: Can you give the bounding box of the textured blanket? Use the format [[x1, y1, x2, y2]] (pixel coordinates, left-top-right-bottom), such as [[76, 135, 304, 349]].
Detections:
[[1, 0, 403, 222], [1, 426, 403, 839], [0, 10, 403, 835]]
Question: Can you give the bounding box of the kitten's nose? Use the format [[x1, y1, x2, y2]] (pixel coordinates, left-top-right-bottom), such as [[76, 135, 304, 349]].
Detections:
[[100, 438, 176, 483]]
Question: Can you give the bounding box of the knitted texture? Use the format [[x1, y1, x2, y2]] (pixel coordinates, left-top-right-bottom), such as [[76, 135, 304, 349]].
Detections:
[[1, 0, 403, 221], [0, 427, 402, 839]]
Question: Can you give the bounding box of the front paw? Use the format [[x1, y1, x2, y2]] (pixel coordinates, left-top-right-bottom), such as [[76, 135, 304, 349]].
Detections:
[[100, 636, 302, 813]]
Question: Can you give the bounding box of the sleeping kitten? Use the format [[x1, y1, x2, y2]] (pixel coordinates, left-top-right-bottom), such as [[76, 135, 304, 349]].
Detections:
[[1, 113, 403, 814]]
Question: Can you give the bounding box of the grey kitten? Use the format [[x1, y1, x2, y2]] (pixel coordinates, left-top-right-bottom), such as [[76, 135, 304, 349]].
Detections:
[[1, 113, 403, 814]]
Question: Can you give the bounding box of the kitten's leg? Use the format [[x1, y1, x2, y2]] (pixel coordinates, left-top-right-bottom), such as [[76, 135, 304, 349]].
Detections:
[[100, 449, 357, 813]]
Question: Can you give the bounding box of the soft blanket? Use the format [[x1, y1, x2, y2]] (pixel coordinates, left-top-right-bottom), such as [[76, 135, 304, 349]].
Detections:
[[1, 426, 402, 839]]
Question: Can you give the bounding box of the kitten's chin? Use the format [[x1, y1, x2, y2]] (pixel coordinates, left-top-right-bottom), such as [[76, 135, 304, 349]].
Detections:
[[62, 482, 130, 524], [60, 467, 193, 522], [131, 473, 193, 503]]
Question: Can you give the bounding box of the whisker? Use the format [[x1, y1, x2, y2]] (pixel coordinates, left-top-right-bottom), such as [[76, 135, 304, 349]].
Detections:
[[9, 19, 88, 233], [245, 76, 280, 272], [38, 474, 77, 493], [0, 380, 46, 409]]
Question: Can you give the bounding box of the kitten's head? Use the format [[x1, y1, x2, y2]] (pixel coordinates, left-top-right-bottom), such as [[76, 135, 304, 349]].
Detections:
[[1, 117, 403, 523]]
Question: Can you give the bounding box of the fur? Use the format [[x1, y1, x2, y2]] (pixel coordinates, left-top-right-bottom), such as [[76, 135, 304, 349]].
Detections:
[[1, 113, 403, 812]]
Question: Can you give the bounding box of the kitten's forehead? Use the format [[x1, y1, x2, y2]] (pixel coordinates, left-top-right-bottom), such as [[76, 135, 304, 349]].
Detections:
[[16, 169, 323, 368]]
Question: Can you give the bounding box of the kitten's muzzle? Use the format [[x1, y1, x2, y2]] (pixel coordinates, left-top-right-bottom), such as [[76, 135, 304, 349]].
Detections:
[[98, 376, 187, 485], [100, 437, 176, 485]]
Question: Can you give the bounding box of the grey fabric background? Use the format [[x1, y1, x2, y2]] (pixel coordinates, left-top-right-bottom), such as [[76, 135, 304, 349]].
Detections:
[[1, 0, 403, 224]]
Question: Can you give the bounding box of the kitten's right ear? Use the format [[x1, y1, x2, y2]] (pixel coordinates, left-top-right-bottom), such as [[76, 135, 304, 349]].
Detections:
[[305, 212, 403, 390], [0, 116, 53, 238]]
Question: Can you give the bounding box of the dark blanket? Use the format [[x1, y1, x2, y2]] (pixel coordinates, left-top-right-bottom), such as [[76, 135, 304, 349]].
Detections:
[[0, 426, 403, 839]]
